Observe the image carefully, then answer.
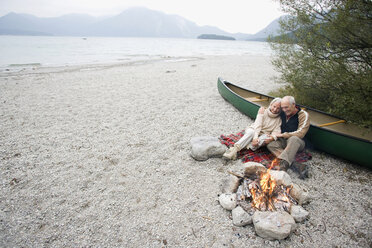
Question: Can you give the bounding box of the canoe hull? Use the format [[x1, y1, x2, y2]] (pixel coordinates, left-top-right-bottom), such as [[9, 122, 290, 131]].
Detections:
[[217, 77, 372, 168]]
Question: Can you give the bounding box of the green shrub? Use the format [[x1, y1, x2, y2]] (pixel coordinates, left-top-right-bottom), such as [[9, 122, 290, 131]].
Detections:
[[269, 0, 372, 128]]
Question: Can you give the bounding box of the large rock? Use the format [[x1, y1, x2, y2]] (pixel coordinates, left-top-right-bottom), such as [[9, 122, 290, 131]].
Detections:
[[232, 206, 253, 226], [243, 162, 267, 176], [190, 136, 227, 161], [253, 211, 296, 240], [220, 175, 241, 194], [290, 183, 310, 205], [218, 193, 237, 210], [290, 205, 309, 223], [269, 170, 292, 186]]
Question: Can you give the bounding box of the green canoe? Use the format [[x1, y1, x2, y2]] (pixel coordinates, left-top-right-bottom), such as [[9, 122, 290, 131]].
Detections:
[[217, 77, 372, 168]]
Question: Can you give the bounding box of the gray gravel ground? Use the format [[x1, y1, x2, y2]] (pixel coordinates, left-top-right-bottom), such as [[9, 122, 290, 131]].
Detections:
[[0, 55, 371, 247]]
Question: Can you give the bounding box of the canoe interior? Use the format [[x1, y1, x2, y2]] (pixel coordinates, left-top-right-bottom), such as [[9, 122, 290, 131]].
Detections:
[[227, 83, 372, 142]]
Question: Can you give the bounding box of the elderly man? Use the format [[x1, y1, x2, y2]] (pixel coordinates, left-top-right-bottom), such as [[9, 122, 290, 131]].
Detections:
[[266, 96, 310, 178]]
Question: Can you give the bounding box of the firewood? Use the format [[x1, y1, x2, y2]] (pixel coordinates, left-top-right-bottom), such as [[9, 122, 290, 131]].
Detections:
[[227, 170, 244, 179]]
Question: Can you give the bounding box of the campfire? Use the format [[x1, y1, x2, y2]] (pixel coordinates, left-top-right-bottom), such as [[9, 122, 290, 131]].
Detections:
[[234, 159, 297, 214], [218, 160, 310, 240]]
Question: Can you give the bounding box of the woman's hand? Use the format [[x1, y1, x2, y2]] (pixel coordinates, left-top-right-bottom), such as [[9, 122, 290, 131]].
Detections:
[[258, 107, 265, 114], [251, 138, 259, 146], [264, 135, 274, 144]]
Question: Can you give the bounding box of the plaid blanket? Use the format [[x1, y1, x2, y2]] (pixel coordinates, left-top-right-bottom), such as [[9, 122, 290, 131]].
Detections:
[[219, 131, 312, 166]]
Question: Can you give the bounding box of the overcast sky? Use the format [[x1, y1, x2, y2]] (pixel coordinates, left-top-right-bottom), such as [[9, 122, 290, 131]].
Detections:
[[0, 0, 285, 34]]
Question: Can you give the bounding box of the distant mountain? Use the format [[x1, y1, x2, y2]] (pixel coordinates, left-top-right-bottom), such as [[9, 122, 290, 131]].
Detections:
[[0, 7, 285, 40], [83, 7, 207, 37], [246, 16, 290, 41], [0, 12, 98, 36], [0, 7, 232, 38]]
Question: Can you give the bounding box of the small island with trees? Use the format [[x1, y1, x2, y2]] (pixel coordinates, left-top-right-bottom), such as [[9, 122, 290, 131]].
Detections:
[[197, 34, 236, 40]]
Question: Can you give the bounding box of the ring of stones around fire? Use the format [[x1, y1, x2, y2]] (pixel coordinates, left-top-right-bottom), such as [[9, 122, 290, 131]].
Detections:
[[219, 162, 310, 240]]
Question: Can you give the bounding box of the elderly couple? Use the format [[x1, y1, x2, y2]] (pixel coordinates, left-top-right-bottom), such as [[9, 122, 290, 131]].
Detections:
[[223, 96, 310, 178]]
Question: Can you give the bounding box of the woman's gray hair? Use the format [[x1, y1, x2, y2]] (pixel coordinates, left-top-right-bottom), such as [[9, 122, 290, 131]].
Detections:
[[269, 97, 282, 107]]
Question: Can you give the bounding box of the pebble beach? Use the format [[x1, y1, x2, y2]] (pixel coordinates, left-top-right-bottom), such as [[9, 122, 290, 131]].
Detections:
[[1, 55, 371, 247]]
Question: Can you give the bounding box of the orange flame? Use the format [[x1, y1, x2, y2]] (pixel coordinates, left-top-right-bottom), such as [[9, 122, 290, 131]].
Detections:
[[249, 158, 283, 211], [268, 158, 279, 170]]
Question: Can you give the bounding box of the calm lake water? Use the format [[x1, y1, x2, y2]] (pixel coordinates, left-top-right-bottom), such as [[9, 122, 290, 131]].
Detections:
[[0, 36, 272, 71]]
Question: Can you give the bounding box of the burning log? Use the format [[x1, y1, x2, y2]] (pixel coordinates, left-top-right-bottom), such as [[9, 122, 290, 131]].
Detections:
[[236, 179, 252, 201], [235, 159, 298, 213]]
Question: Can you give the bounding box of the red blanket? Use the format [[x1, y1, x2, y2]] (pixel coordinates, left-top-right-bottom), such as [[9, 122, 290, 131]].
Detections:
[[219, 131, 312, 165]]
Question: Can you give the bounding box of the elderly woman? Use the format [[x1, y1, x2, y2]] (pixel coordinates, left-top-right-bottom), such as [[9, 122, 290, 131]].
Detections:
[[223, 97, 282, 160]]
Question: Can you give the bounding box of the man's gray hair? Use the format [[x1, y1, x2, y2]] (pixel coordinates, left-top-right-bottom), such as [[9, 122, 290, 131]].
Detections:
[[270, 97, 282, 107], [283, 96, 296, 105]]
